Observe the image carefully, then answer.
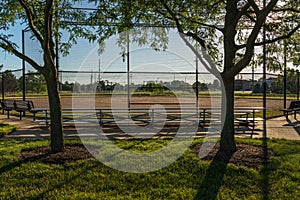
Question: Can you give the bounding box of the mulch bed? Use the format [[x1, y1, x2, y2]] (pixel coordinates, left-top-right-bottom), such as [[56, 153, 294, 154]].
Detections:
[[19, 144, 97, 165], [191, 143, 276, 169], [19, 143, 276, 169]]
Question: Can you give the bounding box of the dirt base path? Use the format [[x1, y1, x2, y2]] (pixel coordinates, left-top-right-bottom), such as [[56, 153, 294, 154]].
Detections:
[[26, 96, 285, 110]]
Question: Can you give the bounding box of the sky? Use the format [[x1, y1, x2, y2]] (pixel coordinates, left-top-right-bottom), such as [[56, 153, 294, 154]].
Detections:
[[0, 25, 226, 85], [1, 1, 295, 85]]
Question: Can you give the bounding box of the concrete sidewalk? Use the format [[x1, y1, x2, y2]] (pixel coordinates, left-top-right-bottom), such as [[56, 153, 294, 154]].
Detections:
[[0, 114, 299, 140], [264, 116, 300, 140]]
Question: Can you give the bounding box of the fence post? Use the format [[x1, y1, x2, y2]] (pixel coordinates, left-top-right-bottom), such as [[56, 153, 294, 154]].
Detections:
[[283, 40, 287, 109], [22, 29, 26, 101], [297, 70, 299, 100], [1, 72, 4, 101]]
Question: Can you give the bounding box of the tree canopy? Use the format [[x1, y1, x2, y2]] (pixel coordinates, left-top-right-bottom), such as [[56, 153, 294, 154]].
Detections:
[[115, 0, 299, 156], [0, 0, 115, 152]]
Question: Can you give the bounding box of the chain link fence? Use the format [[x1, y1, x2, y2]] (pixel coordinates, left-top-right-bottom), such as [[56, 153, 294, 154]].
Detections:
[[1, 67, 299, 118]]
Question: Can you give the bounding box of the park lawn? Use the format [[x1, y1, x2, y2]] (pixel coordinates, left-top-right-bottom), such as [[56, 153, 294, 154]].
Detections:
[[0, 138, 299, 199], [0, 123, 16, 137]]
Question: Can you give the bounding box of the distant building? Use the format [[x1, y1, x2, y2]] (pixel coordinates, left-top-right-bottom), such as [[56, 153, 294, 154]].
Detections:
[[257, 77, 277, 87], [234, 79, 255, 91]]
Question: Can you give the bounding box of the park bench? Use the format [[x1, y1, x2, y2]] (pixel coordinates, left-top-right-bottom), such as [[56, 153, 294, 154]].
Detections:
[[1, 100, 15, 118], [1, 99, 39, 120], [14, 100, 30, 120], [281, 100, 300, 120], [27, 100, 41, 121]]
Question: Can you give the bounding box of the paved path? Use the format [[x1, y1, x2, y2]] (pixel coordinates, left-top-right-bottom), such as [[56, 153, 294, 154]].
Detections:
[[0, 114, 299, 140], [264, 116, 300, 140]]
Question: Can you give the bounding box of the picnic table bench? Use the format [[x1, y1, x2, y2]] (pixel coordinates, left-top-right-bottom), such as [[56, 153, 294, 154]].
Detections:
[[281, 100, 300, 120]]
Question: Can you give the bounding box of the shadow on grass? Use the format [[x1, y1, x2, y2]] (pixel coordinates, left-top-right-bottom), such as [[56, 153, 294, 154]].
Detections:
[[0, 152, 53, 176], [194, 156, 228, 200], [260, 138, 270, 200], [31, 161, 100, 199], [0, 148, 101, 199]]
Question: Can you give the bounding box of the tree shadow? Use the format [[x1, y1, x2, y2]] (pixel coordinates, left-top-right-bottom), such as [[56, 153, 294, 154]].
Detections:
[[0, 160, 25, 176], [294, 127, 300, 136], [0, 148, 101, 199], [30, 161, 100, 199], [193, 154, 228, 200], [0, 152, 52, 176], [260, 138, 270, 200], [282, 117, 300, 136]]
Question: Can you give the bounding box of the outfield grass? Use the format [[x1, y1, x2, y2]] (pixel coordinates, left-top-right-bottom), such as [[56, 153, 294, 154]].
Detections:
[[0, 138, 299, 199], [6, 90, 300, 99], [250, 109, 283, 119]]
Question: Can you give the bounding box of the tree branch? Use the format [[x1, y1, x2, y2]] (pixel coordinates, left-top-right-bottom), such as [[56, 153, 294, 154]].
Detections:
[[178, 33, 220, 78], [244, 12, 256, 23], [17, 0, 44, 45], [237, 24, 300, 49], [225, 0, 279, 76], [43, 0, 55, 66], [0, 37, 42, 71], [273, 8, 300, 13], [237, 2, 251, 18], [247, 0, 259, 14], [162, 2, 182, 32], [162, 2, 206, 48], [176, 13, 224, 33]]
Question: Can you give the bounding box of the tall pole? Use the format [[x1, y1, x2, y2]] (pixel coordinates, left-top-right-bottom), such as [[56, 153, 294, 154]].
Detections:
[[56, 34, 60, 90], [252, 65, 254, 93], [195, 43, 199, 115], [22, 29, 26, 101], [297, 70, 299, 100], [283, 40, 287, 108], [262, 0, 267, 139], [98, 58, 101, 83], [1, 71, 4, 101], [127, 33, 130, 112]]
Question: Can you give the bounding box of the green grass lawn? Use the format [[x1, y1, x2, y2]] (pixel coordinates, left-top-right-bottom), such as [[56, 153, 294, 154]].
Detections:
[[0, 138, 299, 199], [0, 123, 16, 137], [249, 109, 283, 119]]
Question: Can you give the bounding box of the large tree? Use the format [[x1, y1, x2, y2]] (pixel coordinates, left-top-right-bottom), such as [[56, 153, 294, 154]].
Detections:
[[88, 0, 299, 158], [152, 0, 299, 158], [0, 0, 112, 152], [89, 0, 299, 158]]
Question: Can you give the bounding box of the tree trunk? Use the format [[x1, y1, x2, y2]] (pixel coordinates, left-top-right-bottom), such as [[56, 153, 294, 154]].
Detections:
[[219, 76, 237, 159], [45, 71, 64, 152]]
